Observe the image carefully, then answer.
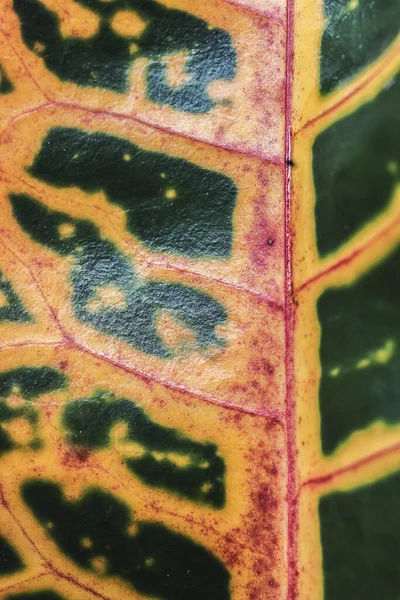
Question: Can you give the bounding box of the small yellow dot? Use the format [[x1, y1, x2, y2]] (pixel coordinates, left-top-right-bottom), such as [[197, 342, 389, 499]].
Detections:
[[123, 154, 131, 161], [165, 188, 177, 200], [81, 537, 93, 549], [160, 173, 166, 179], [58, 223, 75, 239]]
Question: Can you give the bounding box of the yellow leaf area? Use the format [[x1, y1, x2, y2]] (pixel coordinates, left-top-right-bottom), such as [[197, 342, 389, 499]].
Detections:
[[292, 0, 400, 597], [0, 0, 290, 599]]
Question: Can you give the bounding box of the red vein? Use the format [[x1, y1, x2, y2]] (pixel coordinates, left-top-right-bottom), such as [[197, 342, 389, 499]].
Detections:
[[0, 572, 47, 594], [284, 0, 298, 596], [220, 0, 284, 26], [296, 213, 400, 294], [0, 485, 114, 600], [296, 46, 399, 134], [0, 29, 50, 100], [304, 440, 400, 488]]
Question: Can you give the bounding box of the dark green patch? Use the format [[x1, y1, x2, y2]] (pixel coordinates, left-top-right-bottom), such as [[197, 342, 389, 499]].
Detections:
[[320, 0, 400, 94], [6, 593, 65, 600], [0, 271, 33, 323], [13, 0, 236, 113], [62, 391, 225, 508], [28, 127, 236, 258], [0, 64, 14, 95], [318, 243, 400, 455], [320, 470, 400, 600], [22, 480, 231, 600], [313, 73, 400, 257], [0, 535, 24, 576], [10, 193, 227, 358], [0, 367, 67, 456]]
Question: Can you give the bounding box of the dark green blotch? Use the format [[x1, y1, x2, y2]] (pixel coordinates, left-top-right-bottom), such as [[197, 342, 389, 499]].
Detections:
[[29, 127, 236, 258], [10, 193, 227, 358], [0, 272, 33, 323], [318, 243, 400, 455], [22, 480, 231, 600], [320, 0, 400, 94], [63, 391, 225, 508], [0, 366, 67, 456], [0, 535, 24, 575], [313, 73, 400, 257], [6, 593, 65, 600], [320, 470, 400, 600], [13, 0, 236, 113], [0, 64, 14, 95]]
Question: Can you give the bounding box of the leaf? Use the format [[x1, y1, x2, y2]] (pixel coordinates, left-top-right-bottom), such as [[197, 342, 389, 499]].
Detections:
[[320, 0, 400, 94], [318, 243, 400, 454], [313, 72, 399, 257], [13, 0, 236, 112], [320, 471, 400, 600]]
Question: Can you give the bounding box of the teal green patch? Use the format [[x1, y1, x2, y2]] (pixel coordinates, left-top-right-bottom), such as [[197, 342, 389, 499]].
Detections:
[[28, 127, 237, 258], [320, 0, 400, 94], [62, 391, 225, 508], [6, 594, 65, 600], [13, 0, 236, 113], [0, 367, 67, 456], [318, 243, 400, 455], [0, 64, 14, 95], [0, 271, 33, 323], [313, 73, 400, 257], [22, 480, 231, 600], [320, 470, 400, 600], [10, 193, 227, 358], [0, 535, 24, 575]]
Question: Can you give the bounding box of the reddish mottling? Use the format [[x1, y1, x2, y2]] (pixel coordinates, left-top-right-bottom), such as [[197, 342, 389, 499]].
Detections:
[[268, 578, 280, 588], [62, 447, 91, 467], [58, 360, 68, 371]]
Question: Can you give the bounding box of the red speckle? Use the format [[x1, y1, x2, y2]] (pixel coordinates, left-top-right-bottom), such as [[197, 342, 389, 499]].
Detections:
[[62, 447, 91, 467]]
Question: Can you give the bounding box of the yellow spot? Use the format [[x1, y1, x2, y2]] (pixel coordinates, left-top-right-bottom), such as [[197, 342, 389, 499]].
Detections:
[[375, 339, 396, 364], [387, 161, 398, 175], [156, 311, 197, 352], [5, 388, 25, 408], [329, 367, 340, 377], [0, 290, 9, 309], [58, 223, 76, 239], [165, 188, 177, 200], [145, 557, 155, 567], [46, 522, 54, 530], [152, 451, 165, 461], [347, 0, 358, 10], [111, 11, 147, 38], [34, 41, 46, 54], [127, 522, 138, 536], [91, 557, 108, 574], [164, 51, 192, 89], [166, 453, 191, 468], [201, 482, 213, 494], [2, 418, 34, 445], [110, 422, 145, 458], [81, 537, 93, 549], [129, 42, 139, 54], [123, 153, 131, 161], [160, 173, 166, 179], [355, 339, 396, 370], [356, 358, 371, 369], [87, 285, 127, 312], [199, 461, 209, 469]]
